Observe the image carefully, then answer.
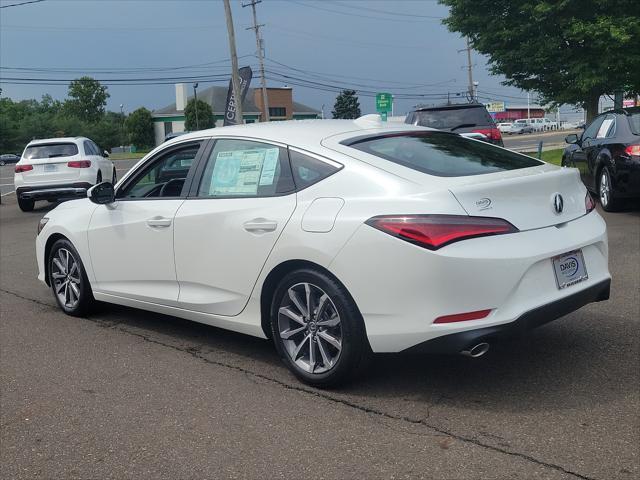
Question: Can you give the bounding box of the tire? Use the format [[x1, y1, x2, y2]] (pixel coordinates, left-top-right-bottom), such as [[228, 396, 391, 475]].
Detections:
[[96, 171, 102, 184], [598, 167, 620, 212], [270, 268, 370, 387], [111, 168, 117, 185], [0, 160, 6, 166], [17, 197, 34, 212], [48, 238, 95, 316]]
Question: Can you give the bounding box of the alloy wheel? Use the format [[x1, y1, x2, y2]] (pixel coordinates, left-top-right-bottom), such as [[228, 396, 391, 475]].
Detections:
[[599, 170, 610, 207], [278, 282, 342, 374], [51, 248, 82, 309]]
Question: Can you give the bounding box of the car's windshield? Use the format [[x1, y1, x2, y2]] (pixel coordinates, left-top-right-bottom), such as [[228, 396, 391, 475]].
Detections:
[[628, 113, 640, 135], [345, 131, 542, 177], [23, 143, 78, 160], [408, 107, 492, 130]]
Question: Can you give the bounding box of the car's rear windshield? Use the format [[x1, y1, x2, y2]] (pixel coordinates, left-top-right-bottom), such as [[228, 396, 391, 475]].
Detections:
[[344, 131, 543, 177], [23, 143, 78, 160], [406, 106, 493, 130], [628, 113, 640, 135]]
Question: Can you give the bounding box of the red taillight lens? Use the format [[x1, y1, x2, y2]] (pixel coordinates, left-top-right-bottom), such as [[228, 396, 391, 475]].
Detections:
[[585, 192, 596, 213], [625, 145, 640, 156], [67, 160, 91, 168], [434, 309, 492, 324], [15, 164, 33, 173], [473, 128, 502, 142], [365, 215, 519, 250]]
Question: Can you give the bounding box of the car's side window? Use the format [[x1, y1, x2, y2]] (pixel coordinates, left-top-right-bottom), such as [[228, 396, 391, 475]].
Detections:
[[582, 116, 605, 141], [90, 140, 102, 156], [195, 139, 294, 198], [83, 140, 95, 156], [117, 142, 202, 199], [288, 149, 341, 190], [597, 115, 616, 139]]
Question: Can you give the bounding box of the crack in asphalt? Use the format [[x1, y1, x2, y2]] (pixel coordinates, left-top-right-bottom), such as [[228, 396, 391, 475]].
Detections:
[[0, 287, 597, 480]]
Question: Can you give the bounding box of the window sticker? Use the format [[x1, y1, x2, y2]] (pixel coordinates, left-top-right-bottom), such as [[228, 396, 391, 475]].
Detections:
[[597, 118, 614, 138], [209, 148, 279, 195], [259, 148, 279, 186]]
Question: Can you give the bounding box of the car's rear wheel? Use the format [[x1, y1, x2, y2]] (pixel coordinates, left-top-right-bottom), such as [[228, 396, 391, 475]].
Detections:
[[48, 239, 94, 316], [0, 160, 6, 166], [111, 168, 117, 184], [270, 268, 370, 387], [17, 197, 34, 212], [599, 167, 619, 212], [96, 171, 102, 184]]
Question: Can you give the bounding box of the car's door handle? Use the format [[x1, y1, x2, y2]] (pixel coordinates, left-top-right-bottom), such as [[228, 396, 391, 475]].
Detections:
[[243, 219, 278, 233], [146, 217, 172, 228]]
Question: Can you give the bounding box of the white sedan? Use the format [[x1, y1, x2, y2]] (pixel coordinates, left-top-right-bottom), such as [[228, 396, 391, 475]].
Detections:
[[35, 117, 611, 386]]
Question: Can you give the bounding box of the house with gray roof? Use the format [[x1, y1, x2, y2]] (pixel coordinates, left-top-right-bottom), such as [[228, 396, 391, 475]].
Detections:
[[152, 84, 321, 145]]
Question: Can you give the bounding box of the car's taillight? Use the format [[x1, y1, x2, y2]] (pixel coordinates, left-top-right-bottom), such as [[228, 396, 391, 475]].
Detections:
[[15, 164, 33, 173], [67, 160, 91, 168], [624, 144, 640, 156], [473, 128, 502, 142], [365, 215, 519, 250], [585, 192, 596, 213]]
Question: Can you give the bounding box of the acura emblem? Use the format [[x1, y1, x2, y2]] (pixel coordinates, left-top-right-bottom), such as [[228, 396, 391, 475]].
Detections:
[[553, 194, 564, 214]]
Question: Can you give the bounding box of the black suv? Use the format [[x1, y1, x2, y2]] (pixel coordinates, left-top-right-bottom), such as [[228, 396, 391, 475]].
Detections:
[[405, 102, 503, 146], [562, 107, 640, 211]]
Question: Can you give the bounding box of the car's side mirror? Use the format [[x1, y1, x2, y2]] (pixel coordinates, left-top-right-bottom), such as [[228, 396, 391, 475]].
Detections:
[[103, 150, 110, 158], [565, 133, 579, 144], [88, 182, 115, 205]]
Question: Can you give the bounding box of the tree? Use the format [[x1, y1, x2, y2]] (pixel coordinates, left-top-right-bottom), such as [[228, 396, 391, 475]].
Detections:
[[184, 98, 214, 131], [125, 108, 154, 149], [440, 0, 640, 121], [64, 77, 110, 122], [332, 90, 361, 119]]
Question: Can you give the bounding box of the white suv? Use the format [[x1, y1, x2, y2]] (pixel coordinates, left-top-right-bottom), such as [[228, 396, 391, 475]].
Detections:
[[14, 137, 115, 212]]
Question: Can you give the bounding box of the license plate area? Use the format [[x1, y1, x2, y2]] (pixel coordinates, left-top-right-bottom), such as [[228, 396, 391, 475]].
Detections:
[[552, 249, 588, 289], [43, 164, 58, 172]]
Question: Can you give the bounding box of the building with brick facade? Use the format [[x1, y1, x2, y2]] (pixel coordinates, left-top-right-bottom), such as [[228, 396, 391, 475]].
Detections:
[[151, 84, 320, 145]]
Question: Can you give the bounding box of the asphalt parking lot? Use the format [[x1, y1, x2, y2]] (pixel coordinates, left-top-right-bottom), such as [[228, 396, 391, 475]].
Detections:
[[1, 176, 638, 479]]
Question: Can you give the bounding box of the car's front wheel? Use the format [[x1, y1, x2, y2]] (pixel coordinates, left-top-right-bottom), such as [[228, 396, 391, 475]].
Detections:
[[0, 160, 5, 166], [599, 167, 619, 212], [48, 239, 95, 316], [270, 268, 370, 387]]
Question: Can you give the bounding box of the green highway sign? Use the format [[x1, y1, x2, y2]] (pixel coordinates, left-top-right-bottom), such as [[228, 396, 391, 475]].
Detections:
[[376, 92, 392, 112]]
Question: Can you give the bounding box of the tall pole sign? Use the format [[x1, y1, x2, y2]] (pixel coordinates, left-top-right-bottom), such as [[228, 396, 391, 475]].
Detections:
[[376, 92, 392, 122]]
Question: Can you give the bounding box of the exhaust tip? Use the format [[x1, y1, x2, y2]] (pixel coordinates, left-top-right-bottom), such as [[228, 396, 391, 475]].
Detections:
[[461, 342, 490, 358]]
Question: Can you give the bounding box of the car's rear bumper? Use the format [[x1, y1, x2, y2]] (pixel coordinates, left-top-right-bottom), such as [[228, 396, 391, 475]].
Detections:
[[17, 183, 92, 201], [613, 158, 640, 198], [330, 210, 610, 353], [403, 278, 611, 354]]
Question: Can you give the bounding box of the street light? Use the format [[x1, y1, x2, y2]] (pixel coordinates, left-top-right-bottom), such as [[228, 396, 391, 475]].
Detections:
[[193, 83, 200, 130]]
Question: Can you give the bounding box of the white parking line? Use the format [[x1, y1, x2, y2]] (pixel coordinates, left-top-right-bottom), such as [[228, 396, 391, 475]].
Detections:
[[1, 190, 15, 196]]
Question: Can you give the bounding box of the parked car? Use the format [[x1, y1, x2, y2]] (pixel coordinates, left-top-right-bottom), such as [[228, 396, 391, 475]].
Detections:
[[496, 122, 514, 134], [14, 137, 116, 212], [562, 107, 640, 211], [36, 119, 610, 386], [164, 131, 189, 142], [405, 102, 503, 146], [511, 121, 535, 134], [0, 153, 21, 166]]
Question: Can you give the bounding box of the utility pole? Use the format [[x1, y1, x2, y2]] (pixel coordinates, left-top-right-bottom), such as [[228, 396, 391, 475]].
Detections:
[[193, 82, 200, 130], [243, 0, 269, 122], [223, 0, 244, 123], [458, 37, 474, 102]]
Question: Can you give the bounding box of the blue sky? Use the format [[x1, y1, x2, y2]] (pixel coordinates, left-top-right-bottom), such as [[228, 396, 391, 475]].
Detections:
[[0, 0, 540, 116]]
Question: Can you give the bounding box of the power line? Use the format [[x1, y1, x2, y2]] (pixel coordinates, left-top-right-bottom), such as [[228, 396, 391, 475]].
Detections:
[[0, 0, 45, 9], [330, 1, 443, 19], [288, 0, 436, 23]]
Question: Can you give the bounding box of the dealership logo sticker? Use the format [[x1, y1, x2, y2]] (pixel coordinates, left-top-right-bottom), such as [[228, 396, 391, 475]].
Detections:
[[559, 256, 579, 278], [553, 193, 564, 214], [476, 197, 492, 210]]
